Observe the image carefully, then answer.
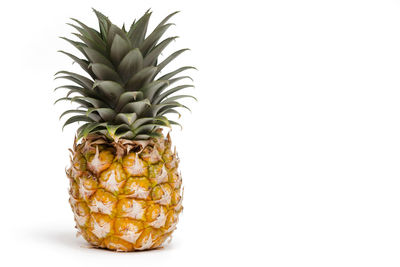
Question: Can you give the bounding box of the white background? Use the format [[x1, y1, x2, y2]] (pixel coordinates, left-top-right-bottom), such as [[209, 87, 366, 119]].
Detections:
[[1, 0, 400, 266]]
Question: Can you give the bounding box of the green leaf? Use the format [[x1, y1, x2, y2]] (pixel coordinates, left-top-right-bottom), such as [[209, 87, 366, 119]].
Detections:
[[110, 34, 131, 65], [131, 116, 170, 129], [134, 123, 168, 135], [161, 94, 197, 103], [168, 120, 183, 130], [158, 108, 181, 118], [77, 122, 91, 138], [72, 32, 105, 54], [115, 91, 143, 111], [67, 22, 106, 54], [54, 97, 93, 108], [121, 99, 151, 115], [54, 85, 88, 93], [82, 47, 114, 68], [154, 84, 194, 104], [158, 66, 196, 81], [142, 80, 169, 101], [78, 122, 107, 139], [125, 66, 157, 91], [106, 124, 129, 140], [156, 11, 180, 28], [107, 24, 130, 47], [87, 107, 116, 121], [59, 37, 87, 57], [128, 11, 152, 48], [55, 85, 94, 98], [72, 96, 108, 108], [65, 87, 93, 97], [92, 8, 111, 39], [59, 109, 86, 119], [90, 63, 122, 82], [93, 80, 125, 105], [166, 75, 193, 84], [143, 36, 178, 67], [155, 49, 189, 75], [70, 18, 106, 48], [58, 50, 94, 78], [152, 101, 191, 115], [140, 23, 173, 56], [151, 76, 193, 99], [116, 130, 135, 139], [55, 71, 93, 89], [63, 115, 94, 130], [114, 112, 138, 125], [118, 48, 143, 82]]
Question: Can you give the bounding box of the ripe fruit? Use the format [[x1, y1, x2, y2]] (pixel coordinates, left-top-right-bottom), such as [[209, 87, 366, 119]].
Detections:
[[56, 9, 194, 251]]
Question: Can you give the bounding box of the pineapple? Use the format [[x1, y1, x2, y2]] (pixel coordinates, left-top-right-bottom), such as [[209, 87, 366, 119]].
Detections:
[[55, 9, 194, 251]]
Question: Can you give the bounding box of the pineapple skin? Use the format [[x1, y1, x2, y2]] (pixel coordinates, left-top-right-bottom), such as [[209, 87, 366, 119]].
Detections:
[[67, 133, 183, 251]]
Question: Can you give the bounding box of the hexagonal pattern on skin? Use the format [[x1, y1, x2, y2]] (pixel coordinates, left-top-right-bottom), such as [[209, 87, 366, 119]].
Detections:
[[67, 134, 183, 251]]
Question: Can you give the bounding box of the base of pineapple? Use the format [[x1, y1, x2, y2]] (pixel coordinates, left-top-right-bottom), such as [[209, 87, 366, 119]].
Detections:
[[67, 132, 183, 252], [77, 225, 173, 251]]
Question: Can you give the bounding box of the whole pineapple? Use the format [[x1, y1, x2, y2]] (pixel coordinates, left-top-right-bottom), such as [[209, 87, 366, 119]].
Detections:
[[55, 9, 195, 251]]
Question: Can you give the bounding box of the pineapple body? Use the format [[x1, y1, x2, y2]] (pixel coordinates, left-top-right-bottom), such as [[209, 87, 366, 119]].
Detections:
[[67, 133, 183, 251]]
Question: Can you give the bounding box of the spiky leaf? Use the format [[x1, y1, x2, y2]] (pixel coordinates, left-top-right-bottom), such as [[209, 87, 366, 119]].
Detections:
[[118, 48, 143, 82], [57, 9, 195, 140], [90, 63, 122, 82], [110, 34, 131, 65], [125, 66, 157, 91]]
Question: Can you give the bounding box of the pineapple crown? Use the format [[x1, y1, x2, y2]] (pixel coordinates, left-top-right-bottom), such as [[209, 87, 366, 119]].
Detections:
[[55, 9, 195, 141]]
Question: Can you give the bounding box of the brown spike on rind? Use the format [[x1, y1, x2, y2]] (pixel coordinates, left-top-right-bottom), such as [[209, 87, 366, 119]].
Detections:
[[167, 131, 171, 143], [76, 133, 153, 160]]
